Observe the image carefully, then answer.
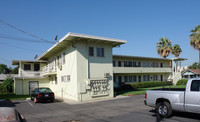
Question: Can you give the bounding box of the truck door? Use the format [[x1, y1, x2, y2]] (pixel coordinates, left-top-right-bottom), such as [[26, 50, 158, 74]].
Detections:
[[185, 80, 200, 113]]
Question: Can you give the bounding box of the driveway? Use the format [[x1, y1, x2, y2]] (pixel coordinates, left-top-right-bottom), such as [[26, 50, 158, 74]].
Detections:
[[1, 95, 200, 122]]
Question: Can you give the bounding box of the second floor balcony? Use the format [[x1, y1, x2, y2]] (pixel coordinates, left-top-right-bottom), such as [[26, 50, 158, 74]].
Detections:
[[113, 67, 172, 74], [40, 65, 57, 76]]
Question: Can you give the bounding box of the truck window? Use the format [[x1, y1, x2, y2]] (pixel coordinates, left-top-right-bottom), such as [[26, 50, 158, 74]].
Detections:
[[191, 80, 200, 91]]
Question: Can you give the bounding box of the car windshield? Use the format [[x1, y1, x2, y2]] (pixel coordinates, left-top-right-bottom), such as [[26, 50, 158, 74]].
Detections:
[[38, 88, 52, 92]]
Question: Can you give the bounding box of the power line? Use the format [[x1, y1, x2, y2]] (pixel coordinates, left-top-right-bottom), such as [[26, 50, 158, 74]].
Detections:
[[0, 33, 49, 43], [0, 19, 55, 44], [0, 41, 44, 52]]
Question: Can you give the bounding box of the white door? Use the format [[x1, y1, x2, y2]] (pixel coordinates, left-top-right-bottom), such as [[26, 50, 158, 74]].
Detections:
[[29, 81, 39, 94]]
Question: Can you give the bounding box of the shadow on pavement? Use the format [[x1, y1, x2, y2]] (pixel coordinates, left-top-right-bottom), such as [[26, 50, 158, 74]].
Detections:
[[149, 109, 200, 122], [0, 100, 16, 107]]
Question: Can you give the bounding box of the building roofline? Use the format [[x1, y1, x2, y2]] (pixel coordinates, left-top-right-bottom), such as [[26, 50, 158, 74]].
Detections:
[[113, 54, 187, 61], [12, 60, 47, 65], [38, 32, 127, 60], [113, 54, 172, 60]]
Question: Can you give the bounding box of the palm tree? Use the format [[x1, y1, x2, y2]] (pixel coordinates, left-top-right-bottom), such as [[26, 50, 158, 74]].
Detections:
[[172, 44, 182, 58], [190, 25, 200, 65], [157, 37, 172, 58]]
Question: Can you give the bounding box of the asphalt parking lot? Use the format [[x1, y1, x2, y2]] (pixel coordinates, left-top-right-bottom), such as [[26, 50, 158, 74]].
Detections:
[[1, 95, 200, 122]]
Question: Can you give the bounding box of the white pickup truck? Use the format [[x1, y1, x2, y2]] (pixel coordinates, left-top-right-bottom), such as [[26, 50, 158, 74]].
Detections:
[[144, 78, 200, 117]]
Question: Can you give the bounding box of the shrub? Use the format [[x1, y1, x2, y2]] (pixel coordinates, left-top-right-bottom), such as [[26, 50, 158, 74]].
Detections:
[[115, 81, 172, 92], [130, 81, 172, 89], [0, 78, 14, 93], [176, 79, 188, 85]]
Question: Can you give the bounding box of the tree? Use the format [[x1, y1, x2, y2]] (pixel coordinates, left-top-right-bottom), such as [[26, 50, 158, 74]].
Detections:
[[11, 66, 18, 74], [189, 62, 200, 69], [0, 78, 14, 93], [172, 44, 182, 58], [157, 37, 172, 58], [0, 64, 11, 74], [190, 25, 200, 66]]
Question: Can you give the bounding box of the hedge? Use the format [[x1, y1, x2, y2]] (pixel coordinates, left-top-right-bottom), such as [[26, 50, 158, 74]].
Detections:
[[176, 79, 188, 85], [115, 81, 173, 92]]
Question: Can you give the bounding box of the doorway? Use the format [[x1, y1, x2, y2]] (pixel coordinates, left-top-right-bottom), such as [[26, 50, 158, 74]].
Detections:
[[34, 64, 40, 71], [29, 81, 39, 94]]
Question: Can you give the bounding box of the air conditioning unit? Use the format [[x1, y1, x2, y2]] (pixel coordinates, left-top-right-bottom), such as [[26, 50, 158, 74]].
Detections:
[[104, 73, 110, 78]]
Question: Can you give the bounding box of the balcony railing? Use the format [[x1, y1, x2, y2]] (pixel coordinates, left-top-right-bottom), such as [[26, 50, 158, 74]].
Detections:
[[19, 71, 42, 78], [113, 67, 172, 74], [18, 65, 57, 78], [40, 65, 57, 76]]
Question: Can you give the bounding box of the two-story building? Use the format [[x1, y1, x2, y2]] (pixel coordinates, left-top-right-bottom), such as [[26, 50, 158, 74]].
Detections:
[[12, 32, 185, 101]]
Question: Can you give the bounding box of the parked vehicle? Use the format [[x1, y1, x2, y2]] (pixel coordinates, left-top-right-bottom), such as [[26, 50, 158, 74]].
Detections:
[[144, 78, 200, 117], [0, 107, 24, 122], [30, 87, 55, 103]]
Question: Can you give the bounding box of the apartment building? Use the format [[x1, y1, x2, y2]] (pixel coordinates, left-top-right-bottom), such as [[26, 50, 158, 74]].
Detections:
[[12, 32, 126, 101], [113, 55, 172, 87], [12, 32, 184, 101]]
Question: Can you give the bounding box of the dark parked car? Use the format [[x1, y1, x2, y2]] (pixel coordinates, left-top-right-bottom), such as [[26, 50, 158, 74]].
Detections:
[[0, 107, 24, 122], [30, 87, 55, 103]]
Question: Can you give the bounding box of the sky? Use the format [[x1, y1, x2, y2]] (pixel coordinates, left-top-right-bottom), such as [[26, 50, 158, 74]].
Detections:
[[0, 0, 199, 67]]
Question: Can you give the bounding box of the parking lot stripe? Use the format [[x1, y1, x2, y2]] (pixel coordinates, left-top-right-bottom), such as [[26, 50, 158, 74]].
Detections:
[[26, 100, 34, 106]]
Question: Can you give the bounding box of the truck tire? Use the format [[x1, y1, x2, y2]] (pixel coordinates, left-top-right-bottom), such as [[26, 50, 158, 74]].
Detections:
[[156, 102, 172, 118]]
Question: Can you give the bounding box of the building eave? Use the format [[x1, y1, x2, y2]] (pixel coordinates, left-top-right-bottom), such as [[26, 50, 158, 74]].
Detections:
[[38, 32, 127, 60]]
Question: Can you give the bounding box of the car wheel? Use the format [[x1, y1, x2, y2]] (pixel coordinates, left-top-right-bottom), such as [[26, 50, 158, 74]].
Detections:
[[51, 99, 54, 103], [156, 102, 172, 118], [34, 98, 38, 103]]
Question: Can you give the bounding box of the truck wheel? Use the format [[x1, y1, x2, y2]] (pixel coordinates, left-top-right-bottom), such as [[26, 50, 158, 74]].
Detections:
[[156, 102, 172, 118]]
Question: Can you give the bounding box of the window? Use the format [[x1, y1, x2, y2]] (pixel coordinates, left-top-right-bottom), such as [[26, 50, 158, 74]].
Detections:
[[153, 75, 158, 81], [24, 64, 31, 70], [97, 47, 104, 57], [153, 62, 159, 67], [62, 52, 65, 64], [133, 75, 137, 82], [67, 75, 70, 82], [89, 47, 94, 56], [124, 76, 128, 82], [124, 61, 128, 67], [143, 75, 150, 81], [191, 80, 200, 91], [118, 61, 121, 67], [129, 76, 133, 82], [55, 77, 57, 84], [57, 55, 62, 66], [143, 62, 150, 67], [133, 61, 136, 67], [61, 75, 67, 82], [113, 61, 116, 67]]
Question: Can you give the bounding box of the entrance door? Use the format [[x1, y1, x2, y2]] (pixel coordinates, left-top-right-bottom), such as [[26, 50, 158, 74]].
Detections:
[[161, 75, 163, 81], [29, 81, 39, 94], [34, 64, 40, 71]]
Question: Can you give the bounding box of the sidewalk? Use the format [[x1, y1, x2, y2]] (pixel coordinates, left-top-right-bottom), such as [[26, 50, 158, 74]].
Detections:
[[55, 95, 129, 105]]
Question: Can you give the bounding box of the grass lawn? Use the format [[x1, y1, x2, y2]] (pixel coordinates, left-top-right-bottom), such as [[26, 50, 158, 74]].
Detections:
[[120, 85, 186, 96], [0, 93, 30, 100]]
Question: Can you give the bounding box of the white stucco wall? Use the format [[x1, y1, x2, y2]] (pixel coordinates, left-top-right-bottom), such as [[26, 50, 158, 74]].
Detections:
[[15, 78, 49, 95], [76, 42, 114, 101], [48, 46, 78, 101]]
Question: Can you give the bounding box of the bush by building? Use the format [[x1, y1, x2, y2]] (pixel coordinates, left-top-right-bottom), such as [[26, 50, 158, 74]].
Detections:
[[0, 78, 14, 93], [176, 79, 188, 85], [114, 81, 173, 92]]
